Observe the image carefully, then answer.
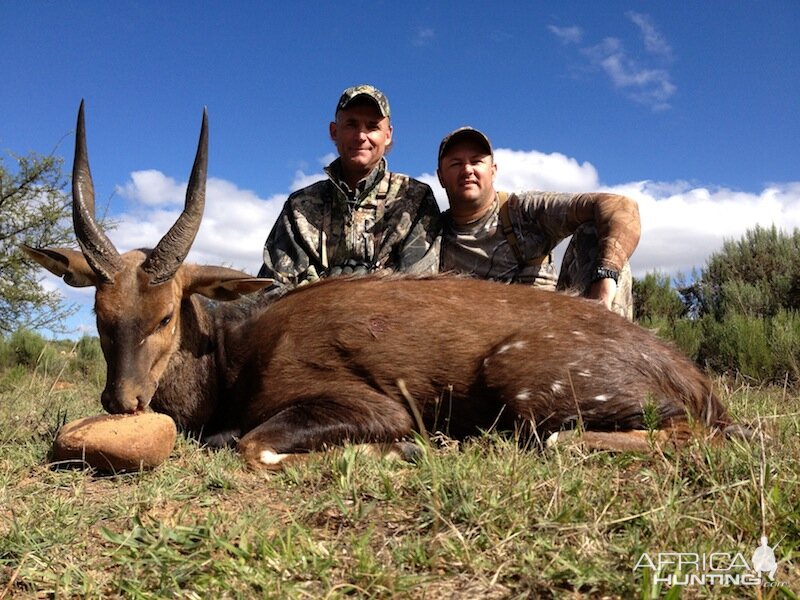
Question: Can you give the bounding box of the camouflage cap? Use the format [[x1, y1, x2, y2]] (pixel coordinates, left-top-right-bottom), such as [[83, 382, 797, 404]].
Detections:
[[335, 84, 391, 119], [438, 127, 493, 164]]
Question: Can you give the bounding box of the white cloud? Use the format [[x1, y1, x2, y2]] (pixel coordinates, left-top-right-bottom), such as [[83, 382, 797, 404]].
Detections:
[[289, 152, 333, 190], [548, 25, 583, 45], [493, 148, 599, 193], [584, 37, 675, 111], [626, 12, 673, 59], [116, 170, 185, 206], [290, 170, 326, 191], [549, 13, 676, 111], [609, 181, 800, 278], [112, 172, 286, 274]]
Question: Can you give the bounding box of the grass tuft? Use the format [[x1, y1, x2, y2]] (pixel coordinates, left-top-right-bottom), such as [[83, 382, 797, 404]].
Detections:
[[0, 364, 798, 598]]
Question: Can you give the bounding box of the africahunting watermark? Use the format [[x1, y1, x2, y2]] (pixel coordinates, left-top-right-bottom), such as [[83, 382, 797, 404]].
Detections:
[[634, 537, 785, 587]]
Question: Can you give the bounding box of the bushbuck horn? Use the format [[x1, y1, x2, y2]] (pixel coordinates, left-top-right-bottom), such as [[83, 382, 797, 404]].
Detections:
[[140, 108, 208, 285], [72, 100, 124, 282]]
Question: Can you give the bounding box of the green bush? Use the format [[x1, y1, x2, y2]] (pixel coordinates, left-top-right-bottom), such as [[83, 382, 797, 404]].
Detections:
[[8, 329, 47, 369], [699, 225, 800, 319], [72, 336, 105, 384], [0, 336, 11, 370], [699, 314, 774, 381], [633, 271, 685, 324], [718, 279, 771, 318], [76, 336, 102, 363], [770, 309, 800, 381], [668, 318, 702, 362], [0, 364, 28, 391], [0, 330, 94, 382], [633, 226, 800, 386]]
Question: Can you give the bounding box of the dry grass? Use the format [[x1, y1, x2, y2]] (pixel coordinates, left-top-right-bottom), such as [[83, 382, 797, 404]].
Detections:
[[1, 356, 798, 599]]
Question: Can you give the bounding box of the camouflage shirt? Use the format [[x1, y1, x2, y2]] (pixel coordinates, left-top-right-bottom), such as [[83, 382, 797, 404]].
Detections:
[[258, 157, 441, 287], [440, 190, 640, 289]]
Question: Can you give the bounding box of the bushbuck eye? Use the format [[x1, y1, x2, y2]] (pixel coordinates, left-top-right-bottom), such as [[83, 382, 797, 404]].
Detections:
[[158, 314, 172, 329]]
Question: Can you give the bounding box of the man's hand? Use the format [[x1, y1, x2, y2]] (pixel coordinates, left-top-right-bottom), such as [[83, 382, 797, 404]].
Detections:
[[587, 278, 617, 310]]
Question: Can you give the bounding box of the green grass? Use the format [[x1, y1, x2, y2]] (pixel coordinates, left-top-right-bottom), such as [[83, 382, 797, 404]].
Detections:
[[0, 355, 798, 598]]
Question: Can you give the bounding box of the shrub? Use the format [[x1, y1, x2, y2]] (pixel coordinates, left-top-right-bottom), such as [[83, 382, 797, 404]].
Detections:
[[633, 272, 685, 324], [0, 336, 11, 370], [0, 364, 28, 391], [76, 336, 102, 364], [699, 314, 774, 381], [668, 318, 702, 362], [770, 309, 800, 382], [72, 336, 105, 384], [8, 329, 47, 369], [699, 225, 800, 319]]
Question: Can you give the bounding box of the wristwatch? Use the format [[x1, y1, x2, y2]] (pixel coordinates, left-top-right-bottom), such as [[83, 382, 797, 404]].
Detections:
[[592, 267, 619, 283]]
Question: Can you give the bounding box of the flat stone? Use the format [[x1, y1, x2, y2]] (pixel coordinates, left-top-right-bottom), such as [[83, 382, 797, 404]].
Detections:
[[51, 412, 177, 472]]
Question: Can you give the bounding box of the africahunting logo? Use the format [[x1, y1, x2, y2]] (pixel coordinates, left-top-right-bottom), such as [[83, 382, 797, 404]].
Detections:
[[633, 536, 784, 587]]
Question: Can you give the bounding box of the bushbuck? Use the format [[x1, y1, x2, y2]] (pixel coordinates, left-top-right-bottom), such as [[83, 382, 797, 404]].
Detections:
[[25, 103, 734, 469]]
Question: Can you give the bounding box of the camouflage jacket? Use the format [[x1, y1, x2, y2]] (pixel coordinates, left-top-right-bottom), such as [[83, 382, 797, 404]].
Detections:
[[440, 191, 640, 289], [258, 158, 441, 287]]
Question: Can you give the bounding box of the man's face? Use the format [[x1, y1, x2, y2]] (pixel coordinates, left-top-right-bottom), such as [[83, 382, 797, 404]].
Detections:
[[437, 139, 496, 210], [329, 101, 392, 179]]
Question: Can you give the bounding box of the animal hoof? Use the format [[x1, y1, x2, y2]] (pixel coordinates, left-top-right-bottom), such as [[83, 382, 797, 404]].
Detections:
[[395, 441, 425, 462]]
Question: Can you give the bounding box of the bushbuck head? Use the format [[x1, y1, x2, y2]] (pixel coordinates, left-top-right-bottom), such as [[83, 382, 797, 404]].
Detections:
[[24, 102, 270, 415]]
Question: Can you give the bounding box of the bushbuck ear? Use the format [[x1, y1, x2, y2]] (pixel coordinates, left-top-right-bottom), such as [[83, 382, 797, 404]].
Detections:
[[184, 265, 274, 301], [21, 245, 98, 288]]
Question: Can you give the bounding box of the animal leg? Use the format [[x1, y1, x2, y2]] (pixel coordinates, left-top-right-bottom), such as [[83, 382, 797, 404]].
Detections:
[[237, 395, 415, 470], [545, 427, 696, 452]]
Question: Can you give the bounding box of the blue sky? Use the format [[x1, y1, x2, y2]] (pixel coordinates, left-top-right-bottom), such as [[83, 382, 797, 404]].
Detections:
[[2, 1, 799, 336]]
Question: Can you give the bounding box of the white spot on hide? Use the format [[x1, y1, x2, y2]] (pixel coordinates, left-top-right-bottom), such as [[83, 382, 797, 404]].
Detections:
[[577, 370, 592, 378], [516, 389, 531, 401], [551, 381, 564, 394], [259, 449, 291, 466], [497, 340, 527, 354], [594, 394, 609, 402]]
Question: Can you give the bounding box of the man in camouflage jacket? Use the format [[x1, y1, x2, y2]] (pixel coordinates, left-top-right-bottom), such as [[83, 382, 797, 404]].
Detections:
[[258, 85, 440, 287], [437, 127, 640, 320]]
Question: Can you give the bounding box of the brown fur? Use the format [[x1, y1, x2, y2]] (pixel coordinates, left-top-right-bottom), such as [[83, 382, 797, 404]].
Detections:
[[222, 276, 731, 462]]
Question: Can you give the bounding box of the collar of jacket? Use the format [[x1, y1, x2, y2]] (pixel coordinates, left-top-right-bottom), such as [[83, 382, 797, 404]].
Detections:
[[325, 157, 388, 209]]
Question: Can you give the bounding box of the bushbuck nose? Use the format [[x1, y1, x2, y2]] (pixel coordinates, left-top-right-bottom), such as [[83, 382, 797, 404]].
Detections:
[[101, 381, 149, 414]]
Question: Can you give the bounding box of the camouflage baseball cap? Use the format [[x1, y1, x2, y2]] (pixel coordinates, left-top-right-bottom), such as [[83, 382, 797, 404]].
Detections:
[[438, 127, 493, 163], [335, 84, 391, 119]]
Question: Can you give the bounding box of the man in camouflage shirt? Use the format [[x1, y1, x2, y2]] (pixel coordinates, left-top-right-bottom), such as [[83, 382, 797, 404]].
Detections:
[[437, 127, 640, 319], [258, 85, 440, 287]]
